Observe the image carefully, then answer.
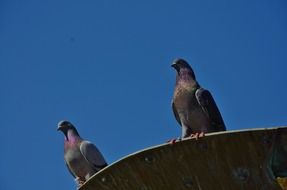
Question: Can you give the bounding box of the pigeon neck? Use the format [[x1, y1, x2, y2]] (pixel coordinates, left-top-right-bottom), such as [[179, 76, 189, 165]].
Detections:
[[65, 129, 81, 143], [177, 69, 196, 82]]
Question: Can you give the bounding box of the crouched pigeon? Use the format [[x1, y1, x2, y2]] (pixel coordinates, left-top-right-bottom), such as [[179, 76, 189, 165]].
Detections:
[[57, 120, 107, 186]]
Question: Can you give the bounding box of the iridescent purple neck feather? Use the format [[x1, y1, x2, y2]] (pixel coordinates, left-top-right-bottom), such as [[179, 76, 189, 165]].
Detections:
[[64, 128, 81, 144], [176, 67, 196, 85]]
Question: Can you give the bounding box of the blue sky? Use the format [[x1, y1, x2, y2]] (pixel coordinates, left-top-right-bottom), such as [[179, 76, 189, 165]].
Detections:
[[0, 0, 286, 189]]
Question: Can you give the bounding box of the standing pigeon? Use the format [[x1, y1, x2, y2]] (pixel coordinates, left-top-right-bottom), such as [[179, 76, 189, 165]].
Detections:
[[171, 58, 226, 139], [57, 120, 107, 186]]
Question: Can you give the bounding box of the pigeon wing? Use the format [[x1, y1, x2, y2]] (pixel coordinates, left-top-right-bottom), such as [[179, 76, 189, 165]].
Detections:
[[172, 101, 181, 126], [195, 88, 226, 131], [65, 161, 76, 178], [80, 141, 107, 170]]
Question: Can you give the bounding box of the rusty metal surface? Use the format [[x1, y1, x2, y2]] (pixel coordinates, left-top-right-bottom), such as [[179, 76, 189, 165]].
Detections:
[[270, 128, 287, 178], [80, 127, 287, 190]]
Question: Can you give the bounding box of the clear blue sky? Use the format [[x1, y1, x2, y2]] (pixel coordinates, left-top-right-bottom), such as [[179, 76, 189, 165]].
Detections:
[[0, 0, 286, 189]]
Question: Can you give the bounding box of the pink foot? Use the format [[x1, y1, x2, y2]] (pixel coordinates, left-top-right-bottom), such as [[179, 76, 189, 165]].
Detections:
[[75, 177, 85, 186], [190, 132, 205, 140], [166, 138, 177, 144], [166, 138, 181, 144]]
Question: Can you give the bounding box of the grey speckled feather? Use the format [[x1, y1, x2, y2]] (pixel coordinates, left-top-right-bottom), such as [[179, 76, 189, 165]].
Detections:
[[57, 120, 107, 186], [80, 141, 107, 170], [171, 58, 226, 138]]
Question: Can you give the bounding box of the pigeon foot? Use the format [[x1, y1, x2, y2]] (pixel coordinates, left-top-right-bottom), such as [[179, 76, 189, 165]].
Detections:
[[75, 177, 85, 186], [167, 138, 181, 144], [190, 132, 205, 140]]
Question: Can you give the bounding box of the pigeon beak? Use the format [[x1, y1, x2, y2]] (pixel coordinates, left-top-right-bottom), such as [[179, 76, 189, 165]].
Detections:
[[171, 62, 180, 72], [57, 125, 62, 131], [171, 62, 177, 68]]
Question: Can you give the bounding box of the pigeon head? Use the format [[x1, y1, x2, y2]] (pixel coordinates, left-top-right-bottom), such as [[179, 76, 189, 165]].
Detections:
[[57, 120, 80, 140], [171, 58, 196, 79]]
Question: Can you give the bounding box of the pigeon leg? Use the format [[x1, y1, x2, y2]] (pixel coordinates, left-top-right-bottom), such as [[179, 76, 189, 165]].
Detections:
[[166, 137, 182, 144], [75, 177, 85, 186], [190, 132, 205, 140]]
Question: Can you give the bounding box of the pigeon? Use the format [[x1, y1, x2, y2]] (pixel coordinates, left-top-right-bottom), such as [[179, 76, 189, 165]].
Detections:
[[171, 58, 226, 139], [57, 120, 107, 186]]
